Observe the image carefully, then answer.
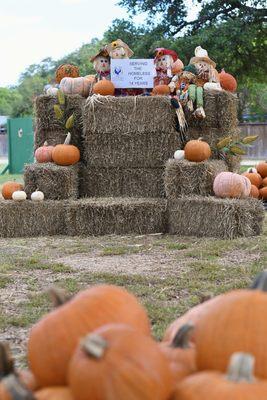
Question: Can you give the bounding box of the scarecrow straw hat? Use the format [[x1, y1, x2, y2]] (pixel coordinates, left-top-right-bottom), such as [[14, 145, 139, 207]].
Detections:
[[190, 46, 216, 68], [90, 48, 110, 63], [106, 39, 134, 58]]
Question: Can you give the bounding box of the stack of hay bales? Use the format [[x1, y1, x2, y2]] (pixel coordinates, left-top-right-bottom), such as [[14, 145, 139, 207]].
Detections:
[[81, 96, 179, 198]]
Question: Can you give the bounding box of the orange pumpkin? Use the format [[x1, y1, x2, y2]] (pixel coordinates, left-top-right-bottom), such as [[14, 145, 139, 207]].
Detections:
[[152, 85, 170, 96], [35, 387, 73, 399], [250, 184, 260, 198], [261, 177, 267, 187], [259, 187, 267, 199], [184, 139, 211, 162], [256, 162, 267, 179], [159, 324, 196, 381], [92, 80, 115, 96], [55, 64, 79, 84], [213, 172, 251, 198], [2, 181, 24, 200], [218, 69, 237, 92], [172, 59, 184, 74], [28, 285, 151, 387], [35, 142, 54, 163], [60, 77, 91, 97], [68, 324, 173, 400], [52, 133, 80, 166], [243, 169, 262, 188], [195, 271, 267, 378], [173, 352, 267, 400]]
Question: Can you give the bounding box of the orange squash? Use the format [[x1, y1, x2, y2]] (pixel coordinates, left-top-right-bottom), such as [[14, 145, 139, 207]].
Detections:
[[184, 139, 211, 162], [28, 285, 151, 387], [152, 84, 170, 96], [173, 352, 267, 400], [195, 271, 267, 378], [35, 387, 73, 399], [2, 181, 24, 200], [243, 169, 262, 188], [68, 324, 173, 400], [219, 69, 237, 92], [52, 133, 80, 166], [256, 162, 267, 179], [261, 177, 267, 187], [35, 142, 54, 163], [93, 80, 115, 96], [250, 184, 260, 198], [159, 324, 196, 381], [259, 187, 267, 199], [55, 64, 79, 84]]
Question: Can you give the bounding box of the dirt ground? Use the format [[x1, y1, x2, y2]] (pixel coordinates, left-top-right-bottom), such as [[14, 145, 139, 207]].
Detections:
[[0, 219, 266, 367]]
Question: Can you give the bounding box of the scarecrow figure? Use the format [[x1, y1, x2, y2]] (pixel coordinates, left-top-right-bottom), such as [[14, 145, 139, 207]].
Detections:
[[190, 46, 220, 87], [90, 47, 111, 82], [154, 48, 178, 86]]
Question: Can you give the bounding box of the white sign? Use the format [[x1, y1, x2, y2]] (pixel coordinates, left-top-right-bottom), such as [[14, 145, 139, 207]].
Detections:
[[111, 59, 155, 89]]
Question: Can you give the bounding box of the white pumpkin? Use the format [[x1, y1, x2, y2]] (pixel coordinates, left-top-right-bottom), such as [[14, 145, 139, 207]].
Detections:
[[174, 150, 185, 160], [31, 190, 44, 202], [203, 82, 222, 91], [46, 87, 59, 96], [12, 191, 27, 201]]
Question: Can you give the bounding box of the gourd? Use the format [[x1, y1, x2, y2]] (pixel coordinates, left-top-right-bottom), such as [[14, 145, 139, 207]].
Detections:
[[28, 285, 151, 386], [256, 162, 267, 178], [59, 77, 91, 97], [172, 59, 184, 74], [52, 133, 80, 166], [159, 324, 196, 381], [31, 190, 44, 202], [219, 69, 237, 92], [152, 84, 170, 96], [184, 139, 211, 162], [250, 185, 259, 198], [12, 191, 27, 201], [92, 80, 115, 96], [195, 271, 267, 378], [213, 172, 251, 198], [68, 324, 173, 400], [259, 187, 267, 200], [2, 182, 24, 200], [173, 353, 267, 400], [174, 150, 185, 160], [55, 64, 79, 84], [35, 142, 54, 163], [243, 168, 262, 188]]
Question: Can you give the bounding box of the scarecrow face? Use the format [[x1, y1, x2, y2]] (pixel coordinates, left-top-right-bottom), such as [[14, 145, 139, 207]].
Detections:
[[110, 46, 127, 59], [155, 54, 173, 70], [195, 61, 210, 78], [93, 56, 110, 73]]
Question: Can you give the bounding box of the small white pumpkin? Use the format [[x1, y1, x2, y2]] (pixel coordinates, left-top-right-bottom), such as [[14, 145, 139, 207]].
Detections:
[[174, 150, 185, 160], [46, 87, 59, 96], [203, 82, 222, 91], [12, 190, 27, 201], [31, 190, 44, 202]]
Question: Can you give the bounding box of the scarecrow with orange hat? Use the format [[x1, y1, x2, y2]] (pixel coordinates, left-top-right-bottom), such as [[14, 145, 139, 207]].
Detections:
[[154, 48, 178, 86]]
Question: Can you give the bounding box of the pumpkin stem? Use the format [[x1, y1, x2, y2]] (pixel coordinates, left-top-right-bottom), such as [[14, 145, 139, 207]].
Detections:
[[64, 132, 71, 145], [1, 374, 35, 399], [82, 333, 108, 359], [43, 141, 48, 146], [0, 342, 15, 379], [250, 271, 267, 292], [171, 323, 194, 349], [227, 353, 255, 383], [48, 287, 72, 308]]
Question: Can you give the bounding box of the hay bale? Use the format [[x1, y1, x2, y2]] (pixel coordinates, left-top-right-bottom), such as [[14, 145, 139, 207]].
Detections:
[[164, 159, 227, 198], [65, 198, 167, 236], [24, 163, 79, 200], [0, 200, 66, 237], [80, 166, 165, 198], [34, 95, 85, 153], [83, 130, 178, 168], [168, 196, 264, 239]]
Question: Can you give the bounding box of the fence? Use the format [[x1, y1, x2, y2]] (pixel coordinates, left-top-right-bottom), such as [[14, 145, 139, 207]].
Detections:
[[0, 135, 8, 157], [239, 123, 267, 160]]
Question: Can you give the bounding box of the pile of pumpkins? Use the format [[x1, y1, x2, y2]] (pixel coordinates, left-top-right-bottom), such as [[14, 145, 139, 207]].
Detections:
[[1, 181, 44, 202], [1, 271, 267, 400], [49, 63, 115, 98]]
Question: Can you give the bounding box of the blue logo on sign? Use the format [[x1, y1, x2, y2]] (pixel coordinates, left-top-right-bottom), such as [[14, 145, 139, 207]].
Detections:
[[114, 67, 122, 75]]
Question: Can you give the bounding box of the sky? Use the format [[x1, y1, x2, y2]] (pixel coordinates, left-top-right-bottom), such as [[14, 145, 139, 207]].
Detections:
[[0, 0, 130, 87]]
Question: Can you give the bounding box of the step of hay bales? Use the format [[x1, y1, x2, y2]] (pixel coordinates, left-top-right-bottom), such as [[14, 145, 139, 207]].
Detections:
[[0, 200, 66, 237], [168, 196, 264, 239], [24, 163, 79, 200], [83, 130, 178, 168], [65, 198, 167, 236], [164, 159, 227, 198], [80, 166, 165, 198], [35, 95, 85, 154]]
